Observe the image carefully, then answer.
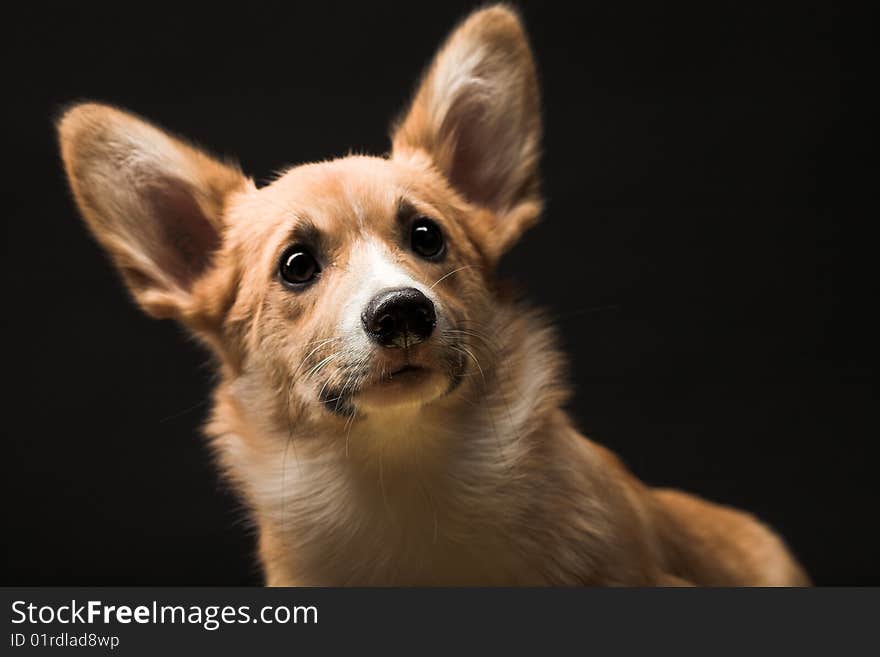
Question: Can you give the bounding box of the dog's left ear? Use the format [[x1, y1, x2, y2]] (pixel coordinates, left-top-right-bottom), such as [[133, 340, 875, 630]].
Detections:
[[391, 5, 542, 261]]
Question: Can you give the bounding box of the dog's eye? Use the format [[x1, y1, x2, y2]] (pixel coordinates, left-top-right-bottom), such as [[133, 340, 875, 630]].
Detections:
[[410, 217, 445, 259], [279, 246, 320, 287]]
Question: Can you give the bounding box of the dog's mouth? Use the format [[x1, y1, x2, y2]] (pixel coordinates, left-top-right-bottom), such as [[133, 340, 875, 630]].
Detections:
[[317, 364, 441, 417], [315, 346, 467, 417], [370, 360, 435, 393], [386, 364, 426, 380]]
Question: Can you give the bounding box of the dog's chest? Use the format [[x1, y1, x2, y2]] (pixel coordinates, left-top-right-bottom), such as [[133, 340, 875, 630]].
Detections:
[[249, 441, 545, 585]]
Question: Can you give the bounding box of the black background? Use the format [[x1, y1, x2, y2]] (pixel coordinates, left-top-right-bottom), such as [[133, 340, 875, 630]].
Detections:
[[5, 2, 875, 585]]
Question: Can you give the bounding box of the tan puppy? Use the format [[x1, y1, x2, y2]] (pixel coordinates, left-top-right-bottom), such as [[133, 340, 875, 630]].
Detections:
[[58, 5, 808, 585]]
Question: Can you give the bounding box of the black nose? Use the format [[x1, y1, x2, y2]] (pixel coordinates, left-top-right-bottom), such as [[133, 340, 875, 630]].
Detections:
[[362, 287, 436, 348]]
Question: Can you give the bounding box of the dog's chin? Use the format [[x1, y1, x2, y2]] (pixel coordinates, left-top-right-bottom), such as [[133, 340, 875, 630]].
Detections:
[[315, 344, 467, 417], [354, 365, 450, 411]]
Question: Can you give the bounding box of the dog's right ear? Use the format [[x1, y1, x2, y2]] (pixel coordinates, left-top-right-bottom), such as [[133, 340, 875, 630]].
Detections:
[[57, 103, 250, 327]]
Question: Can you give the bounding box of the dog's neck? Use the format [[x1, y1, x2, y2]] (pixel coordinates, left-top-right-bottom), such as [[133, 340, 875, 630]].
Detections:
[[208, 304, 618, 584]]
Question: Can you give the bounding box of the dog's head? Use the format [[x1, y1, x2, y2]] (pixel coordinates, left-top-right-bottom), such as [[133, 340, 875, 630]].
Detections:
[[58, 6, 541, 427]]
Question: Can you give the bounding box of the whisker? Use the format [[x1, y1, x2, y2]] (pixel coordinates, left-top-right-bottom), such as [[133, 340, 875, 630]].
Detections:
[[344, 400, 357, 458], [452, 343, 511, 477], [443, 328, 502, 354], [445, 324, 519, 476], [304, 353, 340, 379], [290, 338, 341, 381], [429, 265, 475, 290], [334, 370, 359, 414], [281, 373, 300, 548], [454, 344, 485, 383], [316, 375, 336, 404], [158, 399, 209, 424]]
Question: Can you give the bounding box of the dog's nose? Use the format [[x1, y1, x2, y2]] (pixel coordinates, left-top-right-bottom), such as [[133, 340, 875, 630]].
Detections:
[[362, 287, 436, 348]]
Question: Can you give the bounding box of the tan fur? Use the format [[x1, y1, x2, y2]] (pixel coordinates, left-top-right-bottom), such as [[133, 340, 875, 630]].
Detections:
[[57, 5, 809, 586]]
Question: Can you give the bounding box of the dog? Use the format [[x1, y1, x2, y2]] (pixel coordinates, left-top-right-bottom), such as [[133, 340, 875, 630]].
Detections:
[[57, 5, 808, 585]]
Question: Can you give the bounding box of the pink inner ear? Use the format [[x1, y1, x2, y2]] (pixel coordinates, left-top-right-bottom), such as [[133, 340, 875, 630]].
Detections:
[[146, 177, 221, 291], [442, 93, 527, 215]]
